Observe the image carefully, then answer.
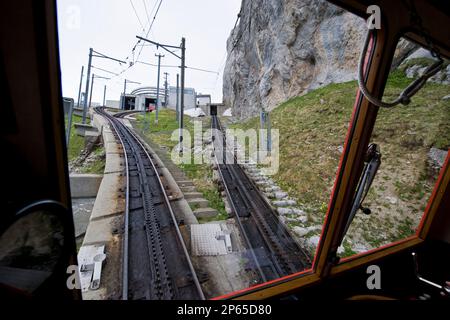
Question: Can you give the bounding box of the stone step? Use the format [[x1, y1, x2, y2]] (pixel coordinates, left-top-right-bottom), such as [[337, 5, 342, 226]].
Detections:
[[178, 180, 194, 187], [184, 192, 203, 200], [187, 198, 209, 209], [181, 185, 196, 193], [193, 207, 218, 219]]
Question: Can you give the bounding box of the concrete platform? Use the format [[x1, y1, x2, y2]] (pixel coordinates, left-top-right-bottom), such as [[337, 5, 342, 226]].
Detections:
[[89, 172, 125, 221], [102, 130, 117, 144], [190, 220, 259, 298], [105, 141, 122, 154], [79, 110, 125, 300], [82, 215, 121, 245], [191, 224, 228, 256], [104, 153, 124, 174]]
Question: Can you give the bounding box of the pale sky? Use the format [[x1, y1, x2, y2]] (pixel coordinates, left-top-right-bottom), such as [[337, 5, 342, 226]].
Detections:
[[57, 0, 241, 104]]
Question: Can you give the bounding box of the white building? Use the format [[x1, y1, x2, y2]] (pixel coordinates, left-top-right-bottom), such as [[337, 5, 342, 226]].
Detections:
[[121, 86, 197, 111], [106, 100, 120, 109], [166, 87, 197, 110], [130, 87, 166, 111], [196, 94, 211, 108]]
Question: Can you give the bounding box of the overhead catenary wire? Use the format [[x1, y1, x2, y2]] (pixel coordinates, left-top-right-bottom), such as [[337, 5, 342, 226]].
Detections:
[[90, 0, 228, 102], [136, 61, 219, 74], [91, 66, 120, 76], [187, 66, 219, 75], [135, 0, 164, 63], [109, 0, 164, 82], [129, 0, 146, 32], [91, 50, 126, 65], [142, 0, 152, 27]]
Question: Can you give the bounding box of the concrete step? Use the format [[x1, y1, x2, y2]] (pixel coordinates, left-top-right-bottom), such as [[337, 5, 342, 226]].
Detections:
[[184, 192, 203, 200], [178, 180, 194, 187], [181, 186, 196, 193], [193, 207, 218, 219], [187, 198, 209, 209]]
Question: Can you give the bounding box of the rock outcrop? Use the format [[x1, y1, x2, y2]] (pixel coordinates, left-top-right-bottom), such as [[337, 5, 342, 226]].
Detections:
[[223, 0, 367, 119], [222, 0, 448, 120]]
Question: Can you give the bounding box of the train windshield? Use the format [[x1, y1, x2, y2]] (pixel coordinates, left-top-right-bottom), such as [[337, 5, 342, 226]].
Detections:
[[340, 35, 450, 258], [55, 1, 449, 300]]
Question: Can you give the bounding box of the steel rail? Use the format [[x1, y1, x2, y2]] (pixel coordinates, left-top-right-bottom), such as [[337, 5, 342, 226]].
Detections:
[[210, 116, 269, 282], [94, 107, 204, 300], [211, 115, 311, 281], [124, 125, 205, 300]]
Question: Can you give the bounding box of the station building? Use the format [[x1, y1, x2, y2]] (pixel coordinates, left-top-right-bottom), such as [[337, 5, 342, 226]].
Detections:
[[119, 86, 197, 111]]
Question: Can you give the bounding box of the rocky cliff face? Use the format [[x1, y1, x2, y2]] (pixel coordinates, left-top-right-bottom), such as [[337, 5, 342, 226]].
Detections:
[[223, 0, 368, 119]]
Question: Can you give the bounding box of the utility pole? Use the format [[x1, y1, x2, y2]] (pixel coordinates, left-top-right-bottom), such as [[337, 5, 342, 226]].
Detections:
[[132, 36, 204, 300], [89, 74, 110, 111], [176, 73, 180, 122], [122, 79, 127, 110], [82, 48, 125, 122], [103, 85, 107, 107], [164, 72, 169, 108], [180, 37, 186, 153], [260, 109, 272, 155], [88, 73, 95, 111], [155, 53, 164, 124], [267, 112, 272, 153], [122, 79, 141, 110], [135, 36, 187, 148], [82, 48, 93, 123], [76, 66, 84, 109]]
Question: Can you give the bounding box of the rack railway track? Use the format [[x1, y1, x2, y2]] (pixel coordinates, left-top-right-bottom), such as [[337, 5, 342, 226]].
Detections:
[[94, 107, 204, 300], [211, 115, 311, 283]]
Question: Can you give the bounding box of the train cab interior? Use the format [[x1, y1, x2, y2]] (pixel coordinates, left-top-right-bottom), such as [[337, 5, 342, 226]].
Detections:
[[0, 0, 449, 300]]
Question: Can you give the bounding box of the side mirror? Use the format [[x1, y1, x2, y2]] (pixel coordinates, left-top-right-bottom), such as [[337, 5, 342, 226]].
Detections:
[[0, 200, 70, 296]]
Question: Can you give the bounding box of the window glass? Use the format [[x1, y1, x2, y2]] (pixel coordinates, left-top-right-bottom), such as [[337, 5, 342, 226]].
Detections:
[[341, 37, 450, 258]]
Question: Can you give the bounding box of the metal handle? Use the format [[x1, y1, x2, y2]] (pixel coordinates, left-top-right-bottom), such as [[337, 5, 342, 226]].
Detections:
[[358, 29, 444, 109]]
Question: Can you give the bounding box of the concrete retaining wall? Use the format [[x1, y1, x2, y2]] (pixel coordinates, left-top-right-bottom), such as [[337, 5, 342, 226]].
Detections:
[[70, 174, 103, 198], [74, 122, 99, 137], [80, 111, 125, 300]]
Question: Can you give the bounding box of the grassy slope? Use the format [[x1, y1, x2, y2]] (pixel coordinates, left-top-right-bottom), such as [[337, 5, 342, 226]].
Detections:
[[232, 71, 449, 250], [134, 110, 228, 222], [66, 114, 88, 161], [66, 115, 105, 174]]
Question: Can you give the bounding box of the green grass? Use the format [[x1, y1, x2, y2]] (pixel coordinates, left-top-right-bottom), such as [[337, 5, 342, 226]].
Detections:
[[231, 81, 359, 216], [66, 114, 89, 161], [342, 240, 357, 257], [395, 217, 415, 239], [66, 115, 105, 174], [134, 109, 228, 222], [231, 70, 450, 248], [134, 110, 194, 149], [82, 146, 106, 174]]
